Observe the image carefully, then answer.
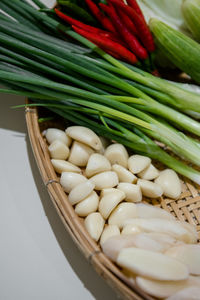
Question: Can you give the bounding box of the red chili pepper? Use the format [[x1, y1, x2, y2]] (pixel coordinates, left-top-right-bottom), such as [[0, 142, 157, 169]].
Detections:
[[72, 25, 138, 64], [55, 8, 100, 33], [99, 32, 125, 45], [55, 8, 120, 41], [108, 0, 155, 52], [84, 0, 116, 33], [126, 0, 146, 23], [100, 3, 148, 60], [101, 49, 121, 59], [116, 9, 138, 36]]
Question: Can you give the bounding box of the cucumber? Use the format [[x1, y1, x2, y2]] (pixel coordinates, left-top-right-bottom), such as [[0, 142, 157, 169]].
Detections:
[[149, 18, 200, 83], [182, 0, 200, 42]]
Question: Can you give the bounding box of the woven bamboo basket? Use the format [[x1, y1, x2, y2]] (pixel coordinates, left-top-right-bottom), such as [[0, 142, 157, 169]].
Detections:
[[25, 103, 200, 300]]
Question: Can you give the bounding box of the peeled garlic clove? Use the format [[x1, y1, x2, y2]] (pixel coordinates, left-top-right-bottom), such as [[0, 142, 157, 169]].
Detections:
[[108, 203, 137, 229], [102, 232, 181, 265], [130, 232, 171, 253], [180, 222, 198, 244], [75, 191, 99, 217], [121, 231, 173, 252], [117, 183, 142, 203], [112, 164, 137, 183], [123, 218, 196, 243], [90, 171, 118, 190], [137, 179, 163, 198], [85, 153, 111, 177], [136, 203, 175, 220], [66, 126, 102, 150], [98, 189, 125, 219], [84, 212, 105, 241], [155, 169, 182, 199], [128, 155, 151, 174], [68, 180, 95, 205], [166, 287, 200, 300], [100, 188, 118, 197], [147, 233, 182, 249], [102, 234, 139, 261], [100, 225, 120, 247], [138, 164, 159, 180], [121, 225, 141, 236], [60, 172, 87, 193], [165, 244, 200, 275], [48, 140, 69, 160], [181, 222, 198, 243], [108, 231, 166, 253], [117, 248, 189, 281], [122, 228, 180, 252], [45, 128, 71, 146], [68, 141, 94, 167], [51, 159, 81, 174], [104, 143, 129, 168], [136, 276, 199, 299]]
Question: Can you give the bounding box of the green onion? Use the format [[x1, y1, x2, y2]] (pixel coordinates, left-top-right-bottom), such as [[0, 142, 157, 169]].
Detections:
[[0, 18, 90, 54], [2, 0, 38, 24], [29, 0, 47, 9], [0, 1, 40, 30], [1, 65, 200, 168], [0, 46, 107, 95]]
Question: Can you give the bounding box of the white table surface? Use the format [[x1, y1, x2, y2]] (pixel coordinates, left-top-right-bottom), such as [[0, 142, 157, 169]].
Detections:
[[0, 1, 118, 299]]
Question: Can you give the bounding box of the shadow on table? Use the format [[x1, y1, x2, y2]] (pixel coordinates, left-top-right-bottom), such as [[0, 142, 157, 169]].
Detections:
[[0, 96, 27, 133], [26, 136, 119, 300]]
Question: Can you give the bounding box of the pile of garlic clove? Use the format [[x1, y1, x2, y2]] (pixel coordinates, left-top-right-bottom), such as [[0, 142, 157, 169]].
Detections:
[[45, 126, 200, 300]]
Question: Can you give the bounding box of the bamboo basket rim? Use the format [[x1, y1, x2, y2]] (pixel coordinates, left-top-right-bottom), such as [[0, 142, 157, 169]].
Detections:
[[25, 103, 200, 300]]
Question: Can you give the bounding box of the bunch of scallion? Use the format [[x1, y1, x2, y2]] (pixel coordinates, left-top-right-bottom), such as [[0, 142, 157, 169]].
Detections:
[[0, 0, 200, 184]]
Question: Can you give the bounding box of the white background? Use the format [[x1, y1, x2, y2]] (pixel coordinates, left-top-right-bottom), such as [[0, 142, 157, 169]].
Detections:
[[0, 1, 118, 299]]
